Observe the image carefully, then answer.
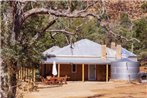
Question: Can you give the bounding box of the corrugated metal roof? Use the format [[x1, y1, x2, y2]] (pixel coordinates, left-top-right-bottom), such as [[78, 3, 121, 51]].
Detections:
[[122, 48, 136, 58], [43, 39, 137, 64], [43, 46, 61, 56], [49, 39, 116, 57]]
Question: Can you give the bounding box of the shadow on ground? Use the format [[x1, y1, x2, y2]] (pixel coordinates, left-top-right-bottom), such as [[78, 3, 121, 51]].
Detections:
[[87, 94, 105, 98], [37, 85, 63, 89]]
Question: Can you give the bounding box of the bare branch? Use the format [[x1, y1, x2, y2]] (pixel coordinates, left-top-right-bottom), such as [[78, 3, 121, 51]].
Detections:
[[49, 32, 57, 40], [40, 17, 58, 34], [22, 8, 100, 22], [131, 13, 147, 21], [52, 32, 57, 37], [65, 35, 70, 44], [77, 1, 99, 13], [29, 18, 57, 45], [29, 19, 75, 46], [109, 30, 140, 43], [48, 29, 75, 35]]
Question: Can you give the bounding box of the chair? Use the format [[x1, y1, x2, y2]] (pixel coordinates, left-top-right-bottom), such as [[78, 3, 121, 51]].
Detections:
[[56, 75, 70, 84], [62, 75, 70, 84], [41, 76, 51, 85]]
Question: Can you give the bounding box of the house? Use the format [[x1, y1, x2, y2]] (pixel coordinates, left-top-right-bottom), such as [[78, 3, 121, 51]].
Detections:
[[41, 39, 137, 81]]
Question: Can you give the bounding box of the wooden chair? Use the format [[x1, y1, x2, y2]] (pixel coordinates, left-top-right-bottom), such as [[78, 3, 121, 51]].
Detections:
[[56, 75, 70, 84], [41, 75, 69, 85], [46, 76, 60, 85], [62, 75, 70, 84], [41, 76, 51, 85]]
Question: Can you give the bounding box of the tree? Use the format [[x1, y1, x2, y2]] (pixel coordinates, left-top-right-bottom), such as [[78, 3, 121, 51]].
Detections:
[[1, 1, 105, 98], [1, 1, 147, 98], [133, 17, 147, 58]]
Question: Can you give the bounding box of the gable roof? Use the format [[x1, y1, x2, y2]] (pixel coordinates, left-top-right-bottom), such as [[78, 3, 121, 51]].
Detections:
[[49, 39, 116, 58], [43, 39, 137, 64], [122, 48, 136, 58], [43, 46, 61, 56]]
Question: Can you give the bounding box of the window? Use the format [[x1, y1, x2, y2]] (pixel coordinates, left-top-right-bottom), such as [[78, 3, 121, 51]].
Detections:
[[71, 64, 77, 73]]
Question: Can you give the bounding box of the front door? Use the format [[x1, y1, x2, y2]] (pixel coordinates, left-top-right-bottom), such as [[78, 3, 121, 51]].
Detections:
[[88, 65, 96, 80]]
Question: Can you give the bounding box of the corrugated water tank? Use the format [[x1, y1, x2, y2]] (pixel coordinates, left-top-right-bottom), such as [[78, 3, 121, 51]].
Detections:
[[111, 58, 140, 80]]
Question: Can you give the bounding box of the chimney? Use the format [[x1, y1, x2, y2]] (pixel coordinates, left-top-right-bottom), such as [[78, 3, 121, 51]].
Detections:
[[111, 42, 116, 50], [116, 45, 122, 59], [101, 45, 106, 60]]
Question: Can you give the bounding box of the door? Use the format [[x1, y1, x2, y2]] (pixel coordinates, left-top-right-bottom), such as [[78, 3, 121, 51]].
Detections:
[[88, 65, 96, 80]]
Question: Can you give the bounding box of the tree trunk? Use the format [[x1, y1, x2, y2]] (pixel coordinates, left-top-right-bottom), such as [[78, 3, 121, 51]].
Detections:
[[0, 59, 8, 98], [7, 2, 23, 98], [7, 62, 17, 98]]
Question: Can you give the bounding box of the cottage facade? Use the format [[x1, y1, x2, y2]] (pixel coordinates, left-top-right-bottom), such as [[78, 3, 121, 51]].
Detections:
[[41, 39, 137, 81]]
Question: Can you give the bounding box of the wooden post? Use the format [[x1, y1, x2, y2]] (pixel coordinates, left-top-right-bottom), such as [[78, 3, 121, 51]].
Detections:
[[32, 67, 34, 82], [16, 71, 18, 80], [106, 64, 109, 82], [18, 69, 19, 79], [82, 64, 85, 82], [20, 67, 21, 80], [21, 66, 23, 80], [22, 66, 24, 80], [21, 67, 23, 80], [58, 64, 60, 77], [23, 67, 24, 80], [29, 67, 31, 82], [24, 67, 26, 81], [22, 67, 24, 80], [33, 67, 36, 82], [39, 64, 41, 76], [18, 68, 20, 79], [27, 68, 28, 80], [25, 67, 27, 80], [31, 66, 33, 82], [29, 68, 31, 82]]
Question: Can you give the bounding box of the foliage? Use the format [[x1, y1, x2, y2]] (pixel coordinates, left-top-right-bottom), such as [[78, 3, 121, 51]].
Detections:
[[1, 1, 147, 98], [133, 17, 147, 58], [141, 3, 147, 12]]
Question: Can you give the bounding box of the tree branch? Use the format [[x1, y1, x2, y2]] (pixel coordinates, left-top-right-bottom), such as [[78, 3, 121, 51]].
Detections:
[[48, 29, 75, 35], [77, 1, 99, 13], [131, 13, 147, 21], [40, 17, 58, 34], [22, 8, 100, 22], [29, 18, 57, 45], [109, 30, 140, 43]]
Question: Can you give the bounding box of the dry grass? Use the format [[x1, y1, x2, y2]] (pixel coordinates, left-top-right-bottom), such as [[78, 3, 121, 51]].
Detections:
[[88, 83, 147, 98]]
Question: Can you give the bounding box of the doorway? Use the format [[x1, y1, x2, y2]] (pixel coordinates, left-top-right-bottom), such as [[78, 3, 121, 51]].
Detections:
[[88, 65, 96, 80]]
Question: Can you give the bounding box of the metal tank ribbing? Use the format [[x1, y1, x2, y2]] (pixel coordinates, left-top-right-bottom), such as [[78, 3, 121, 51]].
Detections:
[[111, 58, 139, 80]]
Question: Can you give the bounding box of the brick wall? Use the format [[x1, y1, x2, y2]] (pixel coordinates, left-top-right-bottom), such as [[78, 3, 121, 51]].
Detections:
[[41, 64, 111, 81]]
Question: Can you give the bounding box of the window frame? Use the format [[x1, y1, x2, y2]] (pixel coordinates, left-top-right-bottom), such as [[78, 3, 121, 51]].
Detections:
[[71, 64, 77, 73]]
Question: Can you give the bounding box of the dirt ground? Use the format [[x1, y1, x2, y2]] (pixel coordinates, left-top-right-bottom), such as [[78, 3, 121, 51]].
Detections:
[[22, 81, 147, 98]]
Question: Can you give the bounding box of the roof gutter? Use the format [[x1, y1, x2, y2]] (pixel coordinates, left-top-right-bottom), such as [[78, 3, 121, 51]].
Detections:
[[47, 54, 116, 58]]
